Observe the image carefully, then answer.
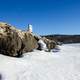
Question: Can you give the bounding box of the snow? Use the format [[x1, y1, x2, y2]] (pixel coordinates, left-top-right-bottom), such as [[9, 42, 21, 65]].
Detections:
[[38, 39, 47, 50], [0, 44, 80, 80]]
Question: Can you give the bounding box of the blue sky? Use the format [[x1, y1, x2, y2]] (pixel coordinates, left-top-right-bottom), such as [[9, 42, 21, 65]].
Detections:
[[0, 0, 80, 35]]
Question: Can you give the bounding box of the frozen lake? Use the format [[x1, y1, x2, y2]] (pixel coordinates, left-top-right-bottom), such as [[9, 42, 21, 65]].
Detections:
[[0, 43, 80, 80]]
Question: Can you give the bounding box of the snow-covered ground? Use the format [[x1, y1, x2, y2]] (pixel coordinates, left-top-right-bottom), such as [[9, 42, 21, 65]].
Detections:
[[0, 44, 80, 80]]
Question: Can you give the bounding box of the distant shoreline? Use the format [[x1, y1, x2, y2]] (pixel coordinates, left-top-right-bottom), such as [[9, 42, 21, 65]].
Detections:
[[43, 35, 80, 44]]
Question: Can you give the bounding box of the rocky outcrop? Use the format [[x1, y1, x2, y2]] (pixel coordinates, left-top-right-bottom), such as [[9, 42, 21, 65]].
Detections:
[[0, 22, 57, 57], [0, 22, 38, 57], [10, 26, 38, 53], [0, 22, 22, 57], [19, 32, 38, 53]]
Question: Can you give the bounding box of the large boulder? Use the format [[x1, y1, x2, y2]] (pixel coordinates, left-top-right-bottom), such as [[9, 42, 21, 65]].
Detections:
[[19, 32, 38, 53], [10, 25, 38, 52], [10, 27, 38, 52], [42, 37, 57, 51], [0, 22, 38, 57], [0, 22, 22, 57]]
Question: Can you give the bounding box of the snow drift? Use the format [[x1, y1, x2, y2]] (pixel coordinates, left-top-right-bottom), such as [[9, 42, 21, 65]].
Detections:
[[0, 44, 80, 80]]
